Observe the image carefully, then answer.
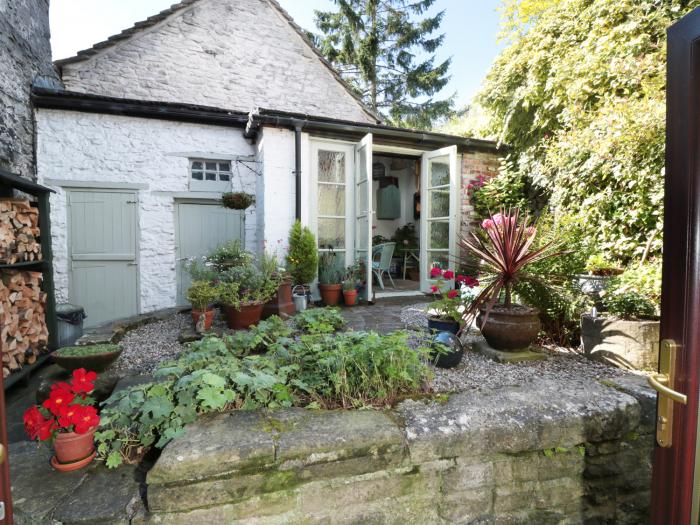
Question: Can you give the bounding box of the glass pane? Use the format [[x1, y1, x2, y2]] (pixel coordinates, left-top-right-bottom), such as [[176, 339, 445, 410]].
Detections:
[[191, 171, 203, 180], [319, 185, 345, 215], [191, 161, 203, 170], [429, 188, 450, 218], [318, 218, 345, 249], [318, 151, 345, 183], [219, 161, 231, 171], [430, 158, 450, 186], [429, 221, 449, 250], [356, 180, 368, 213], [219, 173, 230, 182], [206, 162, 218, 171], [358, 146, 368, 183], [356, 218, 368, 249], [427, 251, 449, 272], [205, 172, 217, 181]]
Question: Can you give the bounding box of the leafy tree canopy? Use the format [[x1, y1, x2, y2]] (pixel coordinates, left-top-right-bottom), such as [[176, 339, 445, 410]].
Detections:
[[312, 0, 454, 129], [464, 0, 700, 264]]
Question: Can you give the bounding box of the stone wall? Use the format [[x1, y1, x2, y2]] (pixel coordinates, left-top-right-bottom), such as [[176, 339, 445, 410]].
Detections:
[[59, 0, 376, 124], [581, 314, 660, 371], [139, 375, 654, 524], [0, 0, 57, 177], [36, 109, 257, 312]]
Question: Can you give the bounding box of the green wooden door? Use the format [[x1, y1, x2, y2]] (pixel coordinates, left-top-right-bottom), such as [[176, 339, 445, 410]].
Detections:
[[176, 203, 245, 306], [68, 190, 139, 327]]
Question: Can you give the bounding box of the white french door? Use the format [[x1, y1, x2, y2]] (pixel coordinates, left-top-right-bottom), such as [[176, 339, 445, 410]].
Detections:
[[420, 146, 459, 293], [355, 134, 373, 302]]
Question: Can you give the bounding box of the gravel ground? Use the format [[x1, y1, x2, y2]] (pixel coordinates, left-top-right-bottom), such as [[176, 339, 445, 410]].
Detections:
[[109, 303, 641, 391], [111, 313, 191, 374]]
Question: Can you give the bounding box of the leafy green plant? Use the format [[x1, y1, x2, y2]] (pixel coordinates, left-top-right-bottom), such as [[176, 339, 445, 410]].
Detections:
[[585, 254, 622, 276], [183, 257, 218, 282], [221, 192, 255, 210], [186, 280, 219, 311], [218, 262, 279, 308], [293, 307, 345, 334], [207, 240, 252, 272], [603, 291, 657, 320], [55, 344, 121, 357], [286, 221, 318, 285], [391, 223, 418, 248], [611, 261, 662, 305]]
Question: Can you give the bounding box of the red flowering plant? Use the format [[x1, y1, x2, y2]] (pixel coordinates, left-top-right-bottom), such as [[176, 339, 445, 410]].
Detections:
[[428, 267, 479, 325], [24, 368, 100, 444]]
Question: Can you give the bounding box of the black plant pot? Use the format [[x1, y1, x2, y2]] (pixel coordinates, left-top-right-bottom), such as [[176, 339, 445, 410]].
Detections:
[[427, 317, 460, 334], [430, 331, 464, 368]]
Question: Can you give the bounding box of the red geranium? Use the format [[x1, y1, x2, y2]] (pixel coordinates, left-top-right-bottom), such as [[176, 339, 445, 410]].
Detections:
[[72, 405, 99, 434], [430, 266, 442, 278], [24, 370, 101, 444], [71, 368, 97, 394], [443, 270, 454, 280], [447, 290, 459, 299]]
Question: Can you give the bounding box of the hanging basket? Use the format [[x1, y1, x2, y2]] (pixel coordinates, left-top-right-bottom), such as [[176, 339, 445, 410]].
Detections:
[[221, 192, 255, 210]]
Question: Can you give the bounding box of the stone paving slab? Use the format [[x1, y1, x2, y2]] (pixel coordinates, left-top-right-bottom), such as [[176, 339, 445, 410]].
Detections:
[[10, 441, 140, 525], [341, 296, 430, 333]]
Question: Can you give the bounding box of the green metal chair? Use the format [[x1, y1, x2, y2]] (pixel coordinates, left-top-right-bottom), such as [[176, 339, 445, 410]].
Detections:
[[372, 242, 396, 290]]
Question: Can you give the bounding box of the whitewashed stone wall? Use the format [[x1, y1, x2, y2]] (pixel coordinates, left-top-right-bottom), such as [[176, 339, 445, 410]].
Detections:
[[35, 109, 257, 313], [60, 0, 376, 124]]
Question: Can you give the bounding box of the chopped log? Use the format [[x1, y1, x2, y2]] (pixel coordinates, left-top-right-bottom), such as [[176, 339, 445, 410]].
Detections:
[[0, 199, 42, 264]]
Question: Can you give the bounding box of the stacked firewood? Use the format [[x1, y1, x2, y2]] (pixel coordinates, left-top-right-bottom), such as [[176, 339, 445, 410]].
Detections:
[[0, 199, 42, 264], [0, 271, 48, 377]]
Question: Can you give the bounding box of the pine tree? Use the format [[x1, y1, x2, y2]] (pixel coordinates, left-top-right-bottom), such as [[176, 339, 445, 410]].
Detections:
[[313, 0, 453, 129]]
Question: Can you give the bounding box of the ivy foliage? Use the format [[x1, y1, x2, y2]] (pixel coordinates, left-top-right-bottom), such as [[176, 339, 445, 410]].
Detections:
[[95, 309, 432, 468], [469, 0, 700, 263]]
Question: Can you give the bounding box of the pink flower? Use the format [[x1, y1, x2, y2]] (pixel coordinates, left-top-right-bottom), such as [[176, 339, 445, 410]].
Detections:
[[481, 218, 494, 229], [443, 270, 454, 280], [447, 290, 459, 299], [430, 285, 439, 293], [430, 267, 443, 278]]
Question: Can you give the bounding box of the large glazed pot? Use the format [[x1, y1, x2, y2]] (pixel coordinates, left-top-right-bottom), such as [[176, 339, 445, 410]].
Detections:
[[319, 284, 342, 306], [477, 305, 540, 351], [224, 303, 264, 329], [427, 317, 460, 335], [262, 280, 296, 319]]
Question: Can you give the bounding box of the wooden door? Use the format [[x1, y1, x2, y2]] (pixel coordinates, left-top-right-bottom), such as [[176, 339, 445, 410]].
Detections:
[[68, 190, 138, 327], [175, 203, 244, 306], [650, 6, 700, 523]]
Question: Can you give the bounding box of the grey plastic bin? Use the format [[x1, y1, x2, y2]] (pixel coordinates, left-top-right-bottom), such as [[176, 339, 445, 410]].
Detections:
[[56, 303, 87, 348]]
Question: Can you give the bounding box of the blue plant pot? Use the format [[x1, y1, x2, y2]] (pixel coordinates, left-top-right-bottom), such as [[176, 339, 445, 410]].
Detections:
[[429, 330, 464, 368], [427, 317, 460, 334]]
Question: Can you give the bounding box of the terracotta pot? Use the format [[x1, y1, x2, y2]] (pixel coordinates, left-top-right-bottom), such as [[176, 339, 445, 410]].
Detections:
[[477, 305, 540, 351], [191, 308, 215, 330], [343, 289, 358, 306], [54, 429, 96, 465], [224, 303, 264, 329], [319, 284, 342, 306], [262, 280, 296, 319]]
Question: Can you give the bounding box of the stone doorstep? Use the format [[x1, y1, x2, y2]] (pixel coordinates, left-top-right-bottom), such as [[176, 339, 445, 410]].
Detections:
[[471, 338, 547, 363], [10, 441, 142, 525]]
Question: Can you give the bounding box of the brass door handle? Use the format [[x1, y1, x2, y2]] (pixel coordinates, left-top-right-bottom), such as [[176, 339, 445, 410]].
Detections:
[[0, 443, 5, 464], [648, 373, 687, 405]]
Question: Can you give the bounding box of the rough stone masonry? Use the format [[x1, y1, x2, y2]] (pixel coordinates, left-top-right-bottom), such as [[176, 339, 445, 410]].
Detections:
[[139, 375, 654, 524], [0, 0, 58, 178]]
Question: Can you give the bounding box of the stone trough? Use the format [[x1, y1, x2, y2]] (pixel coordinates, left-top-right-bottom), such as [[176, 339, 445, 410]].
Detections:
[[135, 375, 654, 524]]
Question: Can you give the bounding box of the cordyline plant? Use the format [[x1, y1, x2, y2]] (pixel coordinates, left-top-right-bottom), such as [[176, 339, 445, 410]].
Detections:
[[458, 208, 565, 324]]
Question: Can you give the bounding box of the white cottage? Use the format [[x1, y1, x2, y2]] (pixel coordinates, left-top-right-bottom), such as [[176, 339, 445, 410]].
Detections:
[[34, 0, 502, 326]]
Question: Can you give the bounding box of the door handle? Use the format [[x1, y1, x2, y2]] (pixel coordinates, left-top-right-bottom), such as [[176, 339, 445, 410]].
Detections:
[[648, 339, 686, 447], [0, 443, 5, 464]]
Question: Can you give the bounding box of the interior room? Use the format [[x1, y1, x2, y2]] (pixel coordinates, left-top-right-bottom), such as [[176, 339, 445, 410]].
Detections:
[[370, 153, 422, 296]]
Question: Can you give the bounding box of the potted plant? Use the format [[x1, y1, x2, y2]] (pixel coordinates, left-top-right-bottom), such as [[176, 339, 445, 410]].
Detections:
[[206, 240, 253, 272], [218, 260, 280, 329], [186, 280, 218, 330], [577, 253, 623, 297], [52, 344, 123, 373], [581, 263, 661, 370], [427, 269, 480, 334], [285, 221, 318, 296], [261, 253, 296, 318], [459, 208, 563, 351], [221, 192, 255, 210], [342, 261, 361, 306], [318, 251, 343, 306], [23, 369, 100, 472]]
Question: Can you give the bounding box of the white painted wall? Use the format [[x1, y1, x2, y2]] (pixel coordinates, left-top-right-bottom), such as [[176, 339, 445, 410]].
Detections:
[[60, 0, 376, 124], [36, 109, 258, 313], [371, 156, 418, 241]]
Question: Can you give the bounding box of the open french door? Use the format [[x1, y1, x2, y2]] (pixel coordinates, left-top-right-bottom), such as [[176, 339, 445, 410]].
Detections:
[[650, 6, 700, 524], [420, 146, 459, 293], [355, 134, 373, 302]]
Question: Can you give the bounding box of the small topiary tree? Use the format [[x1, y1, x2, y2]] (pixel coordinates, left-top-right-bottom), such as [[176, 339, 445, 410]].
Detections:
[[286, 221, 318, 285]]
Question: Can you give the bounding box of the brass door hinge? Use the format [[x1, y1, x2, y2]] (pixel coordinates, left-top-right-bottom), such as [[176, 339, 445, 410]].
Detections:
[[648, 339, 687, 447]]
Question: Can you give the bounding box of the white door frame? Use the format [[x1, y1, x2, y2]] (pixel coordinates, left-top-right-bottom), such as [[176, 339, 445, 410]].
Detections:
[[355, 133, 373, 302], [420, 146, 460, 293]]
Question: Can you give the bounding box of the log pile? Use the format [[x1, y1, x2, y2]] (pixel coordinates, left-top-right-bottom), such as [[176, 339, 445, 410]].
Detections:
[[0, 271, 49, 377], [0, 199, 42, 264]]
